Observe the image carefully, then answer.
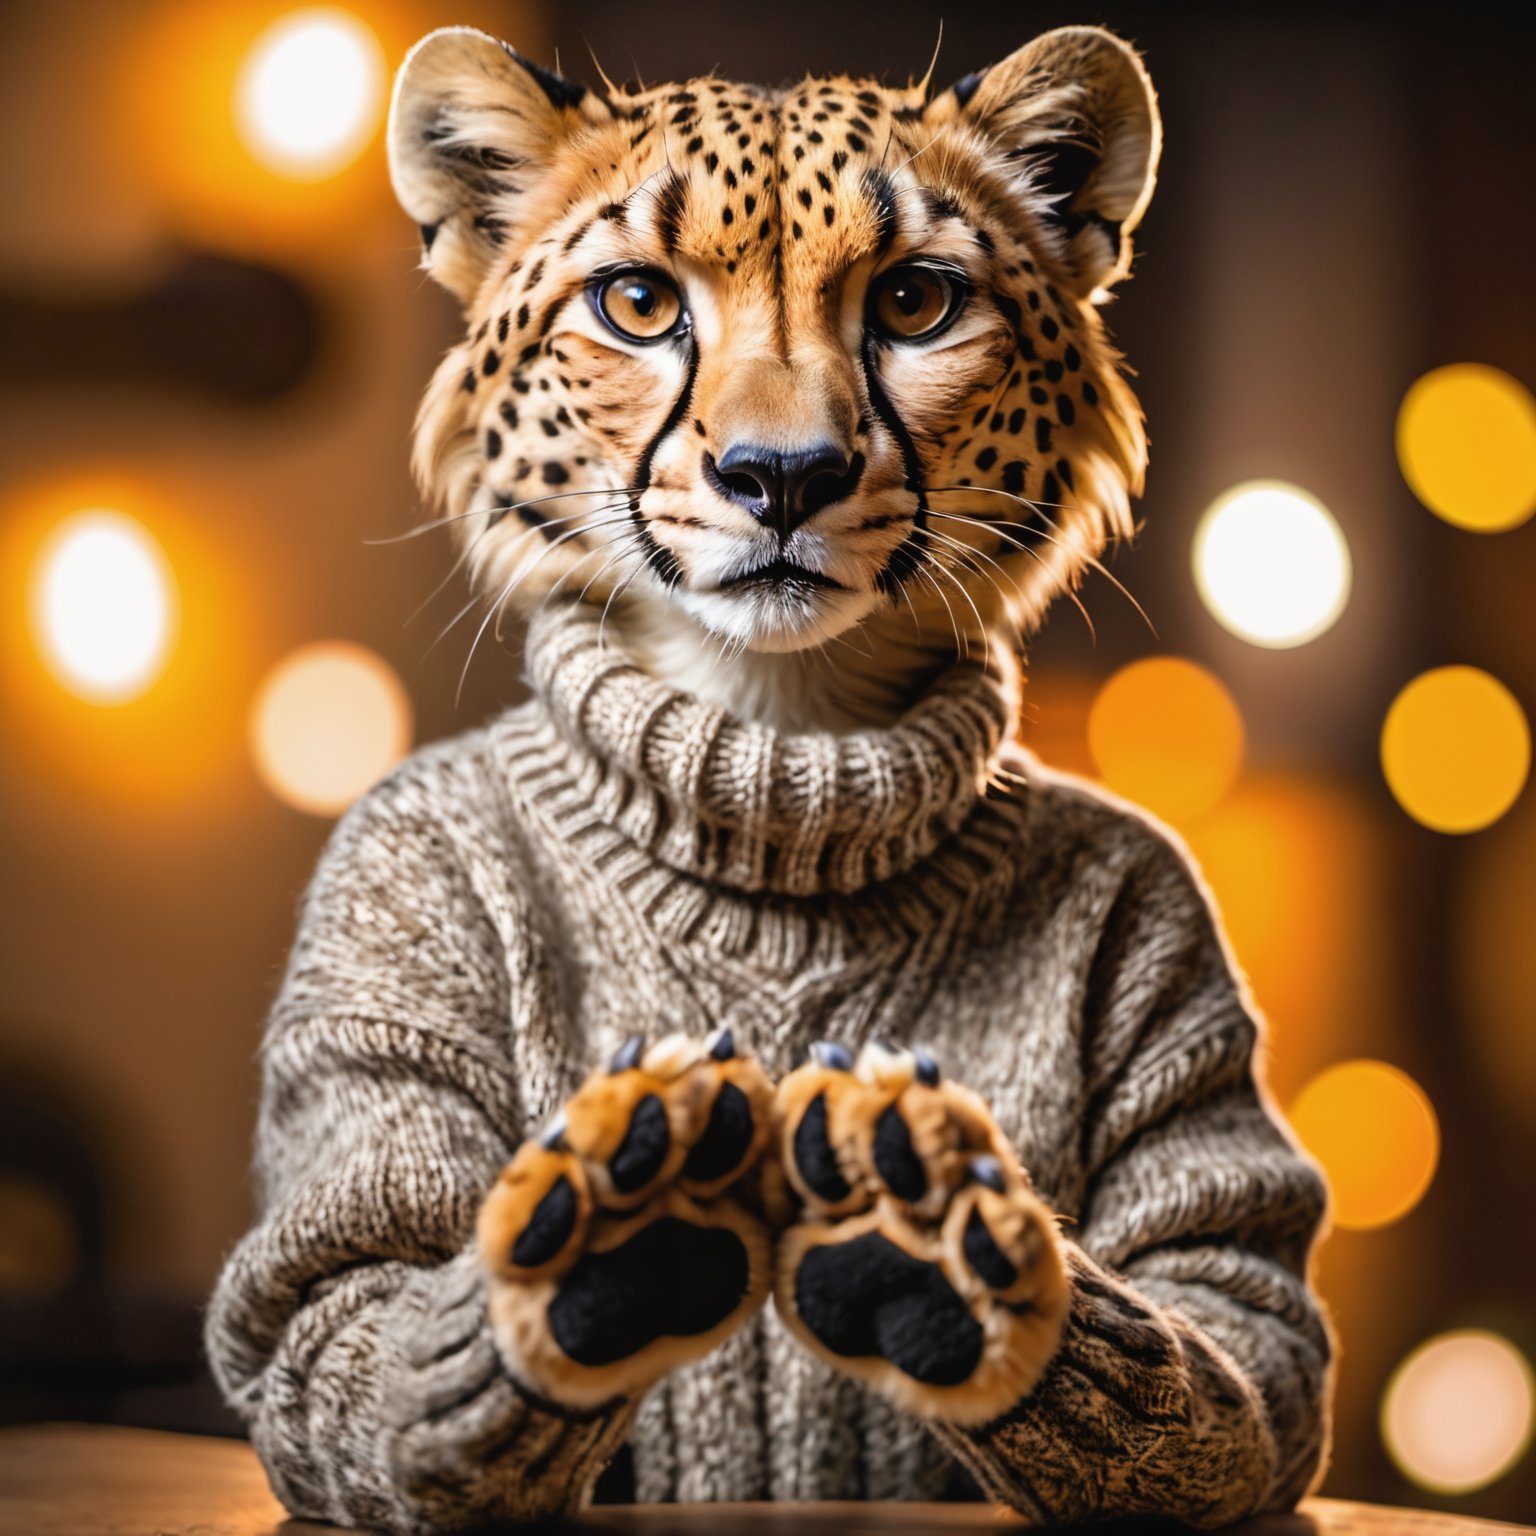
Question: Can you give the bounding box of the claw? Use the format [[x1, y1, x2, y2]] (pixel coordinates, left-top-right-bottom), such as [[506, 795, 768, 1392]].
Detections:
[[913, 1046, 940, 1087], [609, 1033, 645, 1074], [539, 1111, 568, 1150], [811, 1040, 855, 1071], [967, 1154, 1006, 1193], [708, 1026, 736, 1062]]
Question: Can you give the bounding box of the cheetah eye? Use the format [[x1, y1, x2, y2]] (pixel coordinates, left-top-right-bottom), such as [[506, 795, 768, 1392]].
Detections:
[[868, 264, 967, 343], [591, 270, 687, 344]]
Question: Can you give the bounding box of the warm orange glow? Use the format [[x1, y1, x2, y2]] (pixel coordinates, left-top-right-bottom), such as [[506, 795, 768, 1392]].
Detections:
[[1288, 1060, 1439, 1230], [1383, 1331, 1535, 1493], [1397, 364, 1536, 533], [0, 474, 253, 805], [1458, 797, 1536, 1123], [252, 642, 412, 815], [1381, 666, 1530, 834], [1087, 657, 1245, 823], [1184, 776, 1399, 1102], [30, 511, 177, 703], [236, 10, 385, 181]]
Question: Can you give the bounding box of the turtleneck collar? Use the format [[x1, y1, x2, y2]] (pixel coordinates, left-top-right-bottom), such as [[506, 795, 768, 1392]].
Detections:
[[513, 603, 1022, 898]]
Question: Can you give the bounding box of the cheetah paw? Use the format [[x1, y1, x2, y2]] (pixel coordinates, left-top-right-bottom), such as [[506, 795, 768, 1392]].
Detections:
[[773, 1041, 1069, 1426], [477, 1028, 774, 1409]]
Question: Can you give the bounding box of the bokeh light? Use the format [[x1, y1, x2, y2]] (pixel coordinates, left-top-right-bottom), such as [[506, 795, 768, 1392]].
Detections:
[[1383, 1331, 1535, 1494], [1396, 364, 1536, 533], [30, 510, 177, 704], [251, 642, 412, 815], [1087, 657, 1245, 823], [235, 9, 385, 180], [1289, 1060, 1439, 1230], [1193, 480, 1351, 647], [1381, 666, 1530, 834]]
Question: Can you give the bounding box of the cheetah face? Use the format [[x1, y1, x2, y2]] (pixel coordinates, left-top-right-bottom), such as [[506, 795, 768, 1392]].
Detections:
[[389, 28, 1159, 661]]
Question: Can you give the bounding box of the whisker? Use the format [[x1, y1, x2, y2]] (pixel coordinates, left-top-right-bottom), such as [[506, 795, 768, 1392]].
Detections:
[[364, 486, 636, 545], [926, 487, 1155, 636]]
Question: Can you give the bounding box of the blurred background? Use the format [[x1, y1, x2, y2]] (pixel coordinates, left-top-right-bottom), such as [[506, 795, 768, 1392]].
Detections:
[[1, 0, 1534, 1520]]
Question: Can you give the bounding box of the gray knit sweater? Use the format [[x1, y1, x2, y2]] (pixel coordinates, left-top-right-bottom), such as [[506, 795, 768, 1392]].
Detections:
[[206, 603, 1332, 1532]]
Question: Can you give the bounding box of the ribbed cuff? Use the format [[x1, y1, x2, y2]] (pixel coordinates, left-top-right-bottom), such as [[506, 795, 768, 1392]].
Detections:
[[386, 1251, 632, 1531]]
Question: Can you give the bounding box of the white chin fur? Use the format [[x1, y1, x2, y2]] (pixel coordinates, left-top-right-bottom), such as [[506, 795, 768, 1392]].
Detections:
[[671, 583, 878, 654]]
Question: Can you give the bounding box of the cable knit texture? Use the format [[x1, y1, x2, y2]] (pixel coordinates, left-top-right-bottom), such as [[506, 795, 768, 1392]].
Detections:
[[206, 603, 1333, 1533]]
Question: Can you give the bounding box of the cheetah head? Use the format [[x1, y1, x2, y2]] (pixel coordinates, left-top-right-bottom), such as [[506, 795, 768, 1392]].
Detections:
[[389, 27, 1159, 727]]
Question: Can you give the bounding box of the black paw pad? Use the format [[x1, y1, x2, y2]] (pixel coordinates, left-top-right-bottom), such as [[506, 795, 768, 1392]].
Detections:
[[510, 1175, 577, 1268], [872, 1103, 927, 1203], [548, 1218, 750, 1366], [683, 1081, 753, 1183], [962, 1208, 1018, 1291], [610, 1094, 670, 1193], [793, 1092, 852, 1203], [794, 1233, 982, 1386]]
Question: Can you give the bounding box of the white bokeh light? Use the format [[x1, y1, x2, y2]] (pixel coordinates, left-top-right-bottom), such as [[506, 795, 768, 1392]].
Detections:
[[1193, 480, 1352, 648], [251, 642, 413, 816], [1382, 1330, 1535, 1495], [31, 511, 177, 703], [236, 9, 385, 180]]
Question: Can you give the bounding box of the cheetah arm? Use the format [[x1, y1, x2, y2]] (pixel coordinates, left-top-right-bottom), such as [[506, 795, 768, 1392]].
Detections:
[[931, 846, 1334, 1527]]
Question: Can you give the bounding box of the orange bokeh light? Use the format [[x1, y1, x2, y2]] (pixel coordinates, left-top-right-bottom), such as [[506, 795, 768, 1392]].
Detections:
[[1087, 656, 1245, 823], [1288, 1060, 1439, 1231]]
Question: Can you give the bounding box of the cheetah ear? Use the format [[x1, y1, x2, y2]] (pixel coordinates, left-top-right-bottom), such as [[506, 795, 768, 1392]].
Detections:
[[937, 26, 1160, 298], [387, 28, 596, 305]]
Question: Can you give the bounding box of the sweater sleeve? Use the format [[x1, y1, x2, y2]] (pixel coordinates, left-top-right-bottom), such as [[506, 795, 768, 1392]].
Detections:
[[933, 815, 1333, 1527], [204, 752, 632, 1535]]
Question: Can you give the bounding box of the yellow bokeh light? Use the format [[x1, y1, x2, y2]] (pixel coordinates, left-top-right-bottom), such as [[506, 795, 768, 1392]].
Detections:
[[1193, 480, 1351, 648], [1396, 364, 1536, 532], [1383, 1331, 1535, 1494], [1087, 657, 1245, 823], [1381, 666, 1529, 834], [252, 642, 412, 816], [235, 9, 385, 180], [29, 511, 178, 704], [1288, 1060, 1438, 1230]]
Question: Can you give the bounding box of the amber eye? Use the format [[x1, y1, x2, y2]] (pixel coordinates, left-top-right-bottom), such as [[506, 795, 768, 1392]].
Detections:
[[868, 264, 966, 342], [592, 270, 686, 343]]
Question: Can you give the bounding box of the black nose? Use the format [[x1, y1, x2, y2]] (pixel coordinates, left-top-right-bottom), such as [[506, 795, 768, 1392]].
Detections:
[[706, 442, 863, 538]]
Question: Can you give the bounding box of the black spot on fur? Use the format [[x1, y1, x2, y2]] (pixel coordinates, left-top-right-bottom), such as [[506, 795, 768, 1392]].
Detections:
[[1004, 460, 1026, 494], [510, 1175, 577, 1268], [610, 1094, 670, 1194], [683, 1082, 754, 1184], [794, 1233, 984, 1386], [794, 1093, 851, 1203], [1035, 418, 1053, 453], [975, 446, 998, 471], [1081, 379, 1099, 406], [1041, 316, 1059, 341], [485, 428, 502, 458], [1057, 395, 1076, 426], [1042, 469, 1061, 506], [549, 1218, 750, 1366], [1008, 409, 1025, 434], [541, 462, 570, 486]]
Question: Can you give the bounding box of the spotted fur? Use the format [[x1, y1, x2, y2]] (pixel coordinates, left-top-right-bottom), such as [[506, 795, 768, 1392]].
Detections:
[[388, 26, 1160, 729]]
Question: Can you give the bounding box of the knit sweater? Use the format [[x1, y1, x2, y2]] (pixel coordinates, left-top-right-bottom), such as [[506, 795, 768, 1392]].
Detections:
[[205, 602, 1333, 1532]]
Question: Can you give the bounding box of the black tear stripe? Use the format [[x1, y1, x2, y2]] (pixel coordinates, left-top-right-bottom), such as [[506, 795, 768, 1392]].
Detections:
[[858, 332, 932, 600], [630, 341, 699, 586], [861, 169, 899, 256]]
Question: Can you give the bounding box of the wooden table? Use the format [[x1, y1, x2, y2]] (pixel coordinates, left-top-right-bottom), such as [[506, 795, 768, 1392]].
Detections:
[[0, 1425, 1529, 1536]]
